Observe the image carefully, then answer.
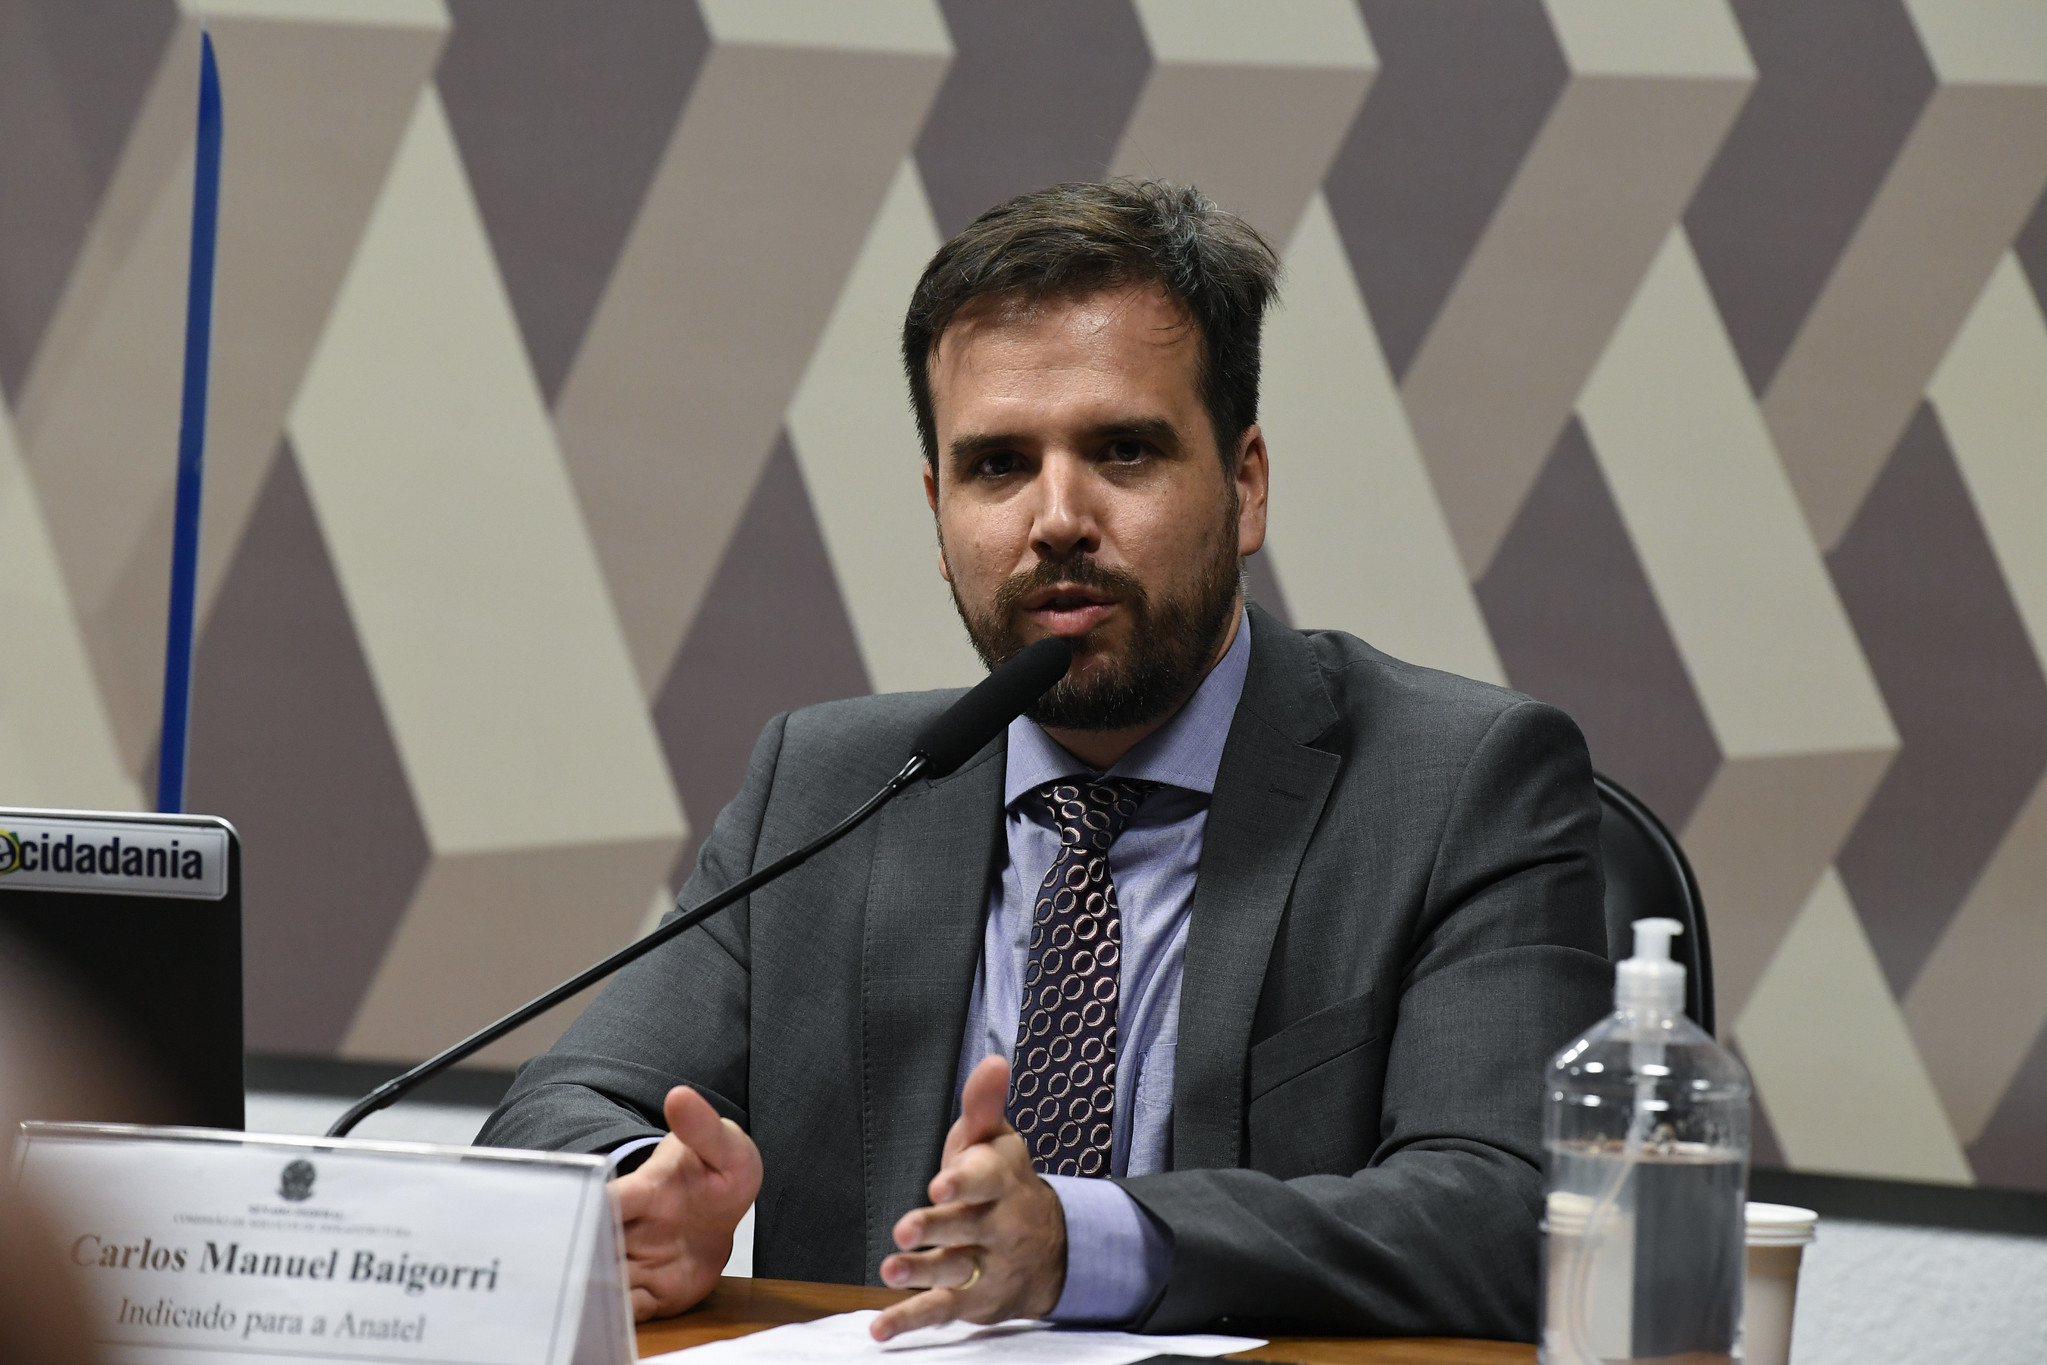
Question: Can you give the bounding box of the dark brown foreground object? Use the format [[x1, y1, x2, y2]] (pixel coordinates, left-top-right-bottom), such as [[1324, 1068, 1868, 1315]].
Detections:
[[0, 945, 168, 1365]]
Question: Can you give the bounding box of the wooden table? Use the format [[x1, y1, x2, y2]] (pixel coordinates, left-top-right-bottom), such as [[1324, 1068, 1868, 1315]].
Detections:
[[636, 1277, 1534, 1365]]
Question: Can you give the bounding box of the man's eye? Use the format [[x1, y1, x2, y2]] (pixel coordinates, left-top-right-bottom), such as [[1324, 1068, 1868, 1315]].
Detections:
[[1106, 439, 1147, 463], [974, 452, 1020, 478]]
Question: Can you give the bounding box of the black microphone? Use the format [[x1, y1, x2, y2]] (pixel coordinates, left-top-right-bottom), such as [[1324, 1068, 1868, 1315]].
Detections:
[[326, 635, 1073, 1138]]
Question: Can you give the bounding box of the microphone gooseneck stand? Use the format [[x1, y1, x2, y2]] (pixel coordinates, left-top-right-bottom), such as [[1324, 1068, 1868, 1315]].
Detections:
[[325, 635, 1074, 1139]]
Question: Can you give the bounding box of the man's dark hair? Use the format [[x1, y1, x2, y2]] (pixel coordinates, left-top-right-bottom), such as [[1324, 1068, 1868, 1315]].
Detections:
[[902, 179, 1280, 470]]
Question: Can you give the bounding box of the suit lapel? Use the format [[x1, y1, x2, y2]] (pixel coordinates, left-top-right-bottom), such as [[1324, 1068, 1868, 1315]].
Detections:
[[859, 742, 1006, 1278], [1172, 606, 1340, 1169]]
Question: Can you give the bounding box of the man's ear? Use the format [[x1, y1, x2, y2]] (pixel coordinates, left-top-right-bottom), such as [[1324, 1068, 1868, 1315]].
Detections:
[[1235, 426, 1269, 558], [924, 462, 953, 584]]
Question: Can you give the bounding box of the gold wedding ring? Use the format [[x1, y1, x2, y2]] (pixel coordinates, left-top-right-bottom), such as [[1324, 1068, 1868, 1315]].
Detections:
[[959, 1255, 983, 1291]]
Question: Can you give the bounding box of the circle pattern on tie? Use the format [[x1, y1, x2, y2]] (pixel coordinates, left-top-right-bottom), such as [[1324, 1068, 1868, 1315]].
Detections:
[[1006, 778, 1157, 1178]]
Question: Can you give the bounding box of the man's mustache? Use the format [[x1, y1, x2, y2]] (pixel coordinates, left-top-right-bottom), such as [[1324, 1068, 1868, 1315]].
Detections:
[[990, 556, 1150, 622]]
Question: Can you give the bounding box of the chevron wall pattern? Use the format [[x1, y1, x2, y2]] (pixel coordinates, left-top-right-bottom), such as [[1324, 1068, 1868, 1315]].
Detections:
[[3, 0, 2046, 1193]]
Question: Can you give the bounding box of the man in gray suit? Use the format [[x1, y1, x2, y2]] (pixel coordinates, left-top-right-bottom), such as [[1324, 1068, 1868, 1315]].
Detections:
[[479, 180, 1609, 1342]]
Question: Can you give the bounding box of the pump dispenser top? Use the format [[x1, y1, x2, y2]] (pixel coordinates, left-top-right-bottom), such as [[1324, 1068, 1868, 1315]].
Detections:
[[1615, 916, 1685, 1018]]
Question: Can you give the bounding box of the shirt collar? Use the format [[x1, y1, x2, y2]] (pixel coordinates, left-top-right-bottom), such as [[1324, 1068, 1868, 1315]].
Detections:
[[1004, 607, 1252, 805]]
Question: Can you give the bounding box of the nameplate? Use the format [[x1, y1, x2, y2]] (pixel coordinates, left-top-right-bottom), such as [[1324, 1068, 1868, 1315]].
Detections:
[[15, 1123, 631, 1365], [0, 813, 229, 900]]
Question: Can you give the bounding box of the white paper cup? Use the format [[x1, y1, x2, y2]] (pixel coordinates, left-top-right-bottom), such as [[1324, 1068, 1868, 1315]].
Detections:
[[1745, 1201, 1818, 1365]]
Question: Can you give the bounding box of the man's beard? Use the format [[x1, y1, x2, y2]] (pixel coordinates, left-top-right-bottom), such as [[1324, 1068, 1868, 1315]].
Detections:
[[948, 513, 1242, 733]]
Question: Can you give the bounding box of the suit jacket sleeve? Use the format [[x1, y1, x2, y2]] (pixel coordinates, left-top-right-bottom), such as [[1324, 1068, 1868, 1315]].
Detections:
[[473, 715, 785, 1153], [1117, 699, 1610, 1339]]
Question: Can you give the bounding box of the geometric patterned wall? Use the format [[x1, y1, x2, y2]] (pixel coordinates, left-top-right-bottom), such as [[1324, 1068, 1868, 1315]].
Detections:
[[3, 0, 2046, 1194]]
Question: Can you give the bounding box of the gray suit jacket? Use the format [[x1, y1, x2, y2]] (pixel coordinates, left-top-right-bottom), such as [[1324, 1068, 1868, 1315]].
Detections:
[[478, 606, 1610, 1339]]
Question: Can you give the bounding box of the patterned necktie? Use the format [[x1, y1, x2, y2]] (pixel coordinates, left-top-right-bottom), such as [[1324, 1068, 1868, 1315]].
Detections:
[[1006, 776, 1159, 1177]]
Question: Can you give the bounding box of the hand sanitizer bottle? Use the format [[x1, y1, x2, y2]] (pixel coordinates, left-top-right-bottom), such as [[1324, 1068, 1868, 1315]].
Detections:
[[1541, 919, 1752, 1364]]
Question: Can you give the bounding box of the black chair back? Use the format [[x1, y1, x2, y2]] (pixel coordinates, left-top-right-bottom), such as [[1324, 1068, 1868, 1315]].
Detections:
[[0, 807, 243, 1127], [1592, 774, 1714, 1035]]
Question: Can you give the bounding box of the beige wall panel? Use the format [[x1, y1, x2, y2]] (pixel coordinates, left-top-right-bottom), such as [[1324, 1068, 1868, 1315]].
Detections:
[[1579, 229, 1895, 759], [187, 0, 447, 22], [1907, 252, 2047, 1143], [1130, 0, 1376, 66], [1681, 748, 1893, 1020], [13, 9, 203, 771], [342, 837, 676, 1066], [1542, 0, 1755, 79], [175, 7, 449, 618], [1400, 68, 1751, 578], [13, 9, 448, 775], [1931, 253, 2047, 666], [1737, 867, 1973, 1184], [1114, 0, 1374, 245], [18, 157, 192, 773], [1902, 0, 2047, 87], [1577, 227, 1902, 1021], [698, 0, 948, 53], [1260, 194, 1503, 683], [15, 21, 203, 448], [553, 21, 951, 697], [785, 159, 982, 695], [1113, 67, 1371, 249], [0, 405, 140, 810], [288, 87, 683, 857], [1761, 86, 2047, 549], [16, 17, 210, 773], [1905, 771, 2047, 1143]]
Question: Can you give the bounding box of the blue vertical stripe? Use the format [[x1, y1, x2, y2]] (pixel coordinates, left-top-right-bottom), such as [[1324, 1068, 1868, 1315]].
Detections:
[[156, 33, 222, 814]]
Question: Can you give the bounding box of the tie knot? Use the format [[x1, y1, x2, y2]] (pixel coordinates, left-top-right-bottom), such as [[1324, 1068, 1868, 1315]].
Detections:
[[1036, 778, 1159, 852]]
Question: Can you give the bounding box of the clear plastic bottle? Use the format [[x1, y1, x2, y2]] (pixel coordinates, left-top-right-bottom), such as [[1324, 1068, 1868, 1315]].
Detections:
[[1541, 919, 1752, 1364]]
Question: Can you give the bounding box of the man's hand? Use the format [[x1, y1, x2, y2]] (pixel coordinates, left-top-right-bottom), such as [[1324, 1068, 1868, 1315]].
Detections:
[[871, 1056, 1066, 1341], [610, 1085, 762, 1322]]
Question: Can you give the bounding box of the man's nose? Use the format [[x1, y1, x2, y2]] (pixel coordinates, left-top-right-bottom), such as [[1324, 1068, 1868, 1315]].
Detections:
[[1029, 455, 1100, 560]]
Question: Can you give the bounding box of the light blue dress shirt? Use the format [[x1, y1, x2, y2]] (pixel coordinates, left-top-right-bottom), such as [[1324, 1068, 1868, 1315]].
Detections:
[[954, 610, 1252, 1323]]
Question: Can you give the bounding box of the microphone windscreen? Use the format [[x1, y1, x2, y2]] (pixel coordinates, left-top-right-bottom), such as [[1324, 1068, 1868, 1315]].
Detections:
[[912, 636, 1074, 779]]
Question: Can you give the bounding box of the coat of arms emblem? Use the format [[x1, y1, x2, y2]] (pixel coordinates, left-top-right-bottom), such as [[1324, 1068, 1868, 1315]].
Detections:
[[278, 1158, 316, 1202]]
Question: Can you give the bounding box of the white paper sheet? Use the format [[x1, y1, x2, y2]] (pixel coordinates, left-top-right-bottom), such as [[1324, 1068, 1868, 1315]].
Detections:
[[643, 1310, 1263, 1365]]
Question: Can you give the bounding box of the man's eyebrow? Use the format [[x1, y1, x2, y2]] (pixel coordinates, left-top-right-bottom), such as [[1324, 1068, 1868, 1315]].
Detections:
[[1090, 417, 1180, 448], [945, 417, 1184, 465], [947, 431, 1022, 464]]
